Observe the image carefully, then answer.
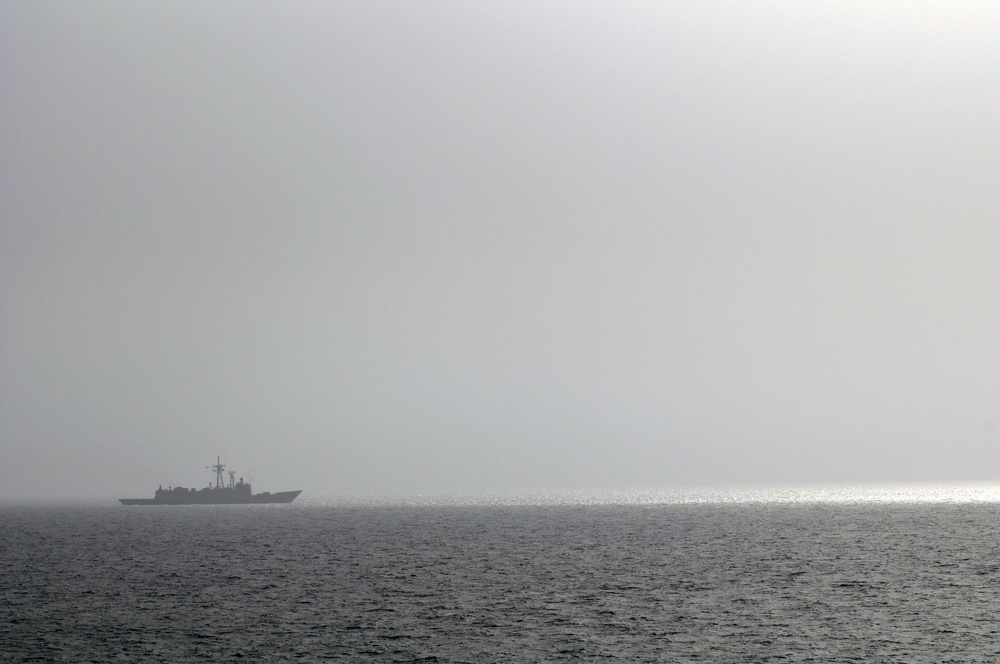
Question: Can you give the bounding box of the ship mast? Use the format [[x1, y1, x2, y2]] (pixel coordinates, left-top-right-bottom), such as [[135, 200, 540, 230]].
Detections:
[[209, 456, 225, 489]]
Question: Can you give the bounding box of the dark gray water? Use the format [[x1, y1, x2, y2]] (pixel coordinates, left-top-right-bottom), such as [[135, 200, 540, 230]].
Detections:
[[4, 500, 1000, 661]]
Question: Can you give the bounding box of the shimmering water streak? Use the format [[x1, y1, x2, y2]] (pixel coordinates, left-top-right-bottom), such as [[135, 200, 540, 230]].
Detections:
[[304, 482, 1000, 507]]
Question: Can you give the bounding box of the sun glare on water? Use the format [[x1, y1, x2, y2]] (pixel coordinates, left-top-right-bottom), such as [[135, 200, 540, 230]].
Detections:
[[303, 483, 1000, 507]]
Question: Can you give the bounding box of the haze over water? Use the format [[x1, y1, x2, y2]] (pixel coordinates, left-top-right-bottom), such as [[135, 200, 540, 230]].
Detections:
[[4, 2, 1000, 501], [5, 4, 1000, 660]]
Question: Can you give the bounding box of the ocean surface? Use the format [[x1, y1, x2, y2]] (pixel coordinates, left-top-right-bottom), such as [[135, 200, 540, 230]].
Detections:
[[5, 486, 1000, 662]]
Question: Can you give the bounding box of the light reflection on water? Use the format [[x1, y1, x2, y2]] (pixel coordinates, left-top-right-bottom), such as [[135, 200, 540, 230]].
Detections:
[[303, 482, 1000, 507]]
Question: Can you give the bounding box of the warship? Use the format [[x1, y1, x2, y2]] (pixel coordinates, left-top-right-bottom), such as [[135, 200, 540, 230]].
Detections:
[[119, 457, 302, 505]]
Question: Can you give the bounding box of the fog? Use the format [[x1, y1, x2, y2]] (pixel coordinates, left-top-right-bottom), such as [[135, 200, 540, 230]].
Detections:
[[3, 1, 999, 501]]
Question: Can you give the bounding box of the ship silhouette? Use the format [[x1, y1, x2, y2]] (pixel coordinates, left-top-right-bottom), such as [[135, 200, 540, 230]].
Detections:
[[119, 457, 302, 505]]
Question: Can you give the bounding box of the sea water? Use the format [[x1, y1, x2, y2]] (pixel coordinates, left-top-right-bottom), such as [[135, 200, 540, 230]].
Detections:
[[4, 486, 1000, 662]]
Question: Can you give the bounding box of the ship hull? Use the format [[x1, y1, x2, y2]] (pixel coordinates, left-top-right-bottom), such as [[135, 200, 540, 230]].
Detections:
[[119, 490, 302, 505]]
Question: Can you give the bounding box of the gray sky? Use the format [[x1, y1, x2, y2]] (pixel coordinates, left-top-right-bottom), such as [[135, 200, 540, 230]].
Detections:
[[3, 1, 1000, 502]]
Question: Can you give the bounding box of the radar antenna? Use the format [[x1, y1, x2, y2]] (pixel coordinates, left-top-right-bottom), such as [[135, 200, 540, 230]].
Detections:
[[228, 470, 236, 488]]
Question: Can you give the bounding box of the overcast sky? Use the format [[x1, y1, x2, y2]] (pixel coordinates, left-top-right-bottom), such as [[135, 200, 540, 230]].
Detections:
[[3, 1, 1000, 502]]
